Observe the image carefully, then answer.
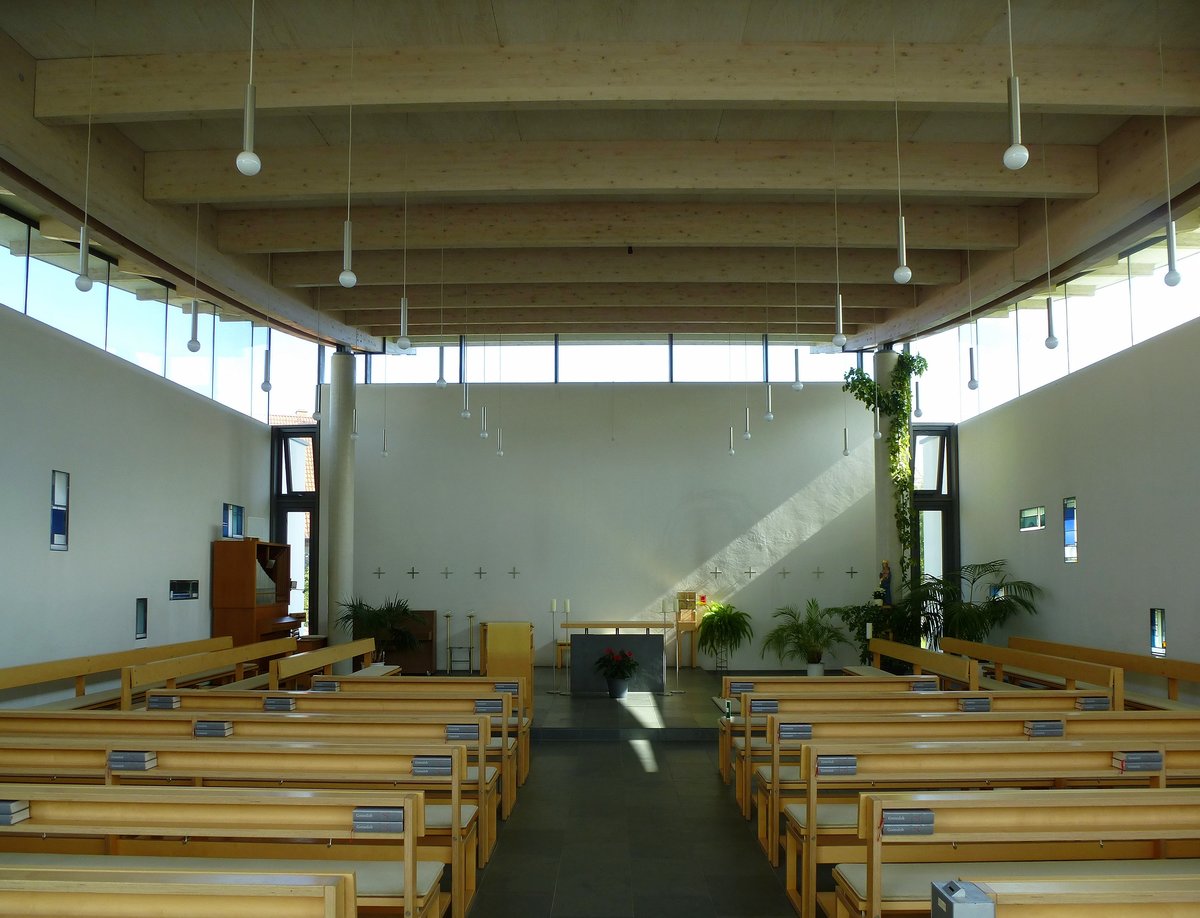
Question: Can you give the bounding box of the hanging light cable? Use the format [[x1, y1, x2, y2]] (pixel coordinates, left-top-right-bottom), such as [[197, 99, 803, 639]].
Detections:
[[187, 204, 202, 352], [831, 130, 848, 347], [260, 328, 273, 392], [76, 6, 97, 292], [436, 248, 448, 386], [966, 219, 980, 391], [460, 333, 471, 419], [1002, 0, 1030, 170], [495, 334, 504, 456], [381, 331, 389, 457], [791, 242, 803, 390], [338, 9, 358, 288], [313, 289, 323, 420], [235, 0, 261, 176], [1042, 162, 1059, 349], [891, 20, 912, 284], [1159, 33, 1181, 285], [397, 198, 413, 349]]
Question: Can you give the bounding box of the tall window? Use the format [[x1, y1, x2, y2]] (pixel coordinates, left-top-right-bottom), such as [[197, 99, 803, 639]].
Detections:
[[1063, 497, 1078, 562], [271, 426, 319, 633], [911, 424, 959, 584]]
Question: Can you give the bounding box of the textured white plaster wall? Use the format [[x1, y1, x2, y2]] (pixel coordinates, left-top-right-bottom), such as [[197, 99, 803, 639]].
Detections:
[[351, 381, 879, 670], [959, 315, 1200, 700], [0, 308, 270, 700]]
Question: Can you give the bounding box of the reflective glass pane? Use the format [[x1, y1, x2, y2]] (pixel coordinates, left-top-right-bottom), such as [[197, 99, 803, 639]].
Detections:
[[107, 283, 166, 375], [376, 344, 460, 384], [1131, 247, 1200, 344], [912, 434, 945, 493], [250, 325, 270, 423], [0, 215, 28, 312], [909, 328, 962, 423], [1065, 271, 1130, 372], [974, 305, 1018, 413], [1015, 294, 1069, 395], [213, 308, 253, 416], [26, 230, 107, 348], [165, 301, 214, 397], [559, 341, 666, 382], [919, 510, 944, 582], [673, 340, 761, 382], [268, 329, 318, 423]]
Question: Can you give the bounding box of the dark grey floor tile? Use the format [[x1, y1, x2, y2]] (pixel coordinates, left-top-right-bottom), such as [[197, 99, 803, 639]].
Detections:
[[472, 888, 556, 918], [632, 891, 718, 918]]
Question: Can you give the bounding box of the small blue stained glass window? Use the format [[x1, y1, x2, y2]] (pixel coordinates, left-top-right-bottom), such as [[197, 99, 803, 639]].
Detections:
[[1063, 497, 1078, 563]]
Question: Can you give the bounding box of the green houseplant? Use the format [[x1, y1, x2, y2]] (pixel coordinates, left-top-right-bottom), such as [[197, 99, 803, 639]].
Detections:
[[897, 560, 1041, 646], [335, 594, 422, 662], [594, 647, 640, 699], [696, 601, 754, 672], [760, 599, 850, 675]]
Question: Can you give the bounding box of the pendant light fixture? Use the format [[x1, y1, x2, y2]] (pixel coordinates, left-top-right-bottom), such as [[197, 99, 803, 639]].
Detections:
[[496, 426, 504, 458], [75, 12, 98, 292], [187, 205, 202, 352], [728, 426, 736, 457], [842, 427, 850, 458], [1002, 0, 1029, 170], [479, 404, 489, 439], [1038, 132, 1060, 348], [791, 245, 804, 391], [338, 10, 358, 288], [260, 328, 273, 391], [965, 212, 979, 391], [313, 290, 323, 421], [913, 380, 923, 417], [1159, 34, 1181, 286], [460, 335, 471, 419], [831, 130, 848, 347], [742, 406, 752, 441], [890, 25, 912, 284], [494, 334, 504, 456], [235, 0, 261, 176], [381, 336, 389, 458], [350, 407, 359, 440], [436, 249, 448, 387], [764, 385, 774, 421], [762, 328, 774, 420]]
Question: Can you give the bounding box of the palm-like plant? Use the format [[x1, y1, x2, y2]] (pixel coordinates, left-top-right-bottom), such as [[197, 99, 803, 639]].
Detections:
[[335, 594, 421, 655], [906, 560, 1041, 644], [696, 601, 754, 670], [760, 599, 850, 665]]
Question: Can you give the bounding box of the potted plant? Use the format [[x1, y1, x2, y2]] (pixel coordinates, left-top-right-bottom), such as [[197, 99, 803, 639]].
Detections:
[[760, 599, 850, 675], [594, 647, 640, 699], [335, 594, 422, 664], [894, 560, 1041, 648], [696, 601, 754, 672]]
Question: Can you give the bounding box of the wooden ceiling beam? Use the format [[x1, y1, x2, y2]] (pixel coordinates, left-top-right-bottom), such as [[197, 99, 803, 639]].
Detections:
[[217, 201, 1018, 254], [364, 322, 855, 338], [280, 246, 962, 287], [145, 140, 1097, 205], [35, 43, 1200, 123], [339, 305, 884, 326], [863, 116, 1200, 346], [315, 282, 917, 311]]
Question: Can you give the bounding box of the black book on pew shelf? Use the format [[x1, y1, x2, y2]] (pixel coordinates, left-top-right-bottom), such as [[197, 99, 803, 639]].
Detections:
[[311, 680, 339, 692], [474, 699, 503, 714], [881, 808, 934, 826], [778, 723, 813, 740], [493, 682, 519, 694], [880, 821, 936, 836], [194, 721, 234, 737], [1024, 720, 1065, 737], [957, 698, 991, 712], [264, 697, 297, 711], [749, 699, 779, 714], [445, 725, 479, 740], [0, 807, 29, 826], [911, 680, 939, 692], [1112, 751, 1164, 771], [353, 821, 406, 833], [148, 695, 181, 709], [1076, 696, 1111, 710], [0, 800, 29, 816], [353, 807, 407, 822], [108, 752, 158, 770]]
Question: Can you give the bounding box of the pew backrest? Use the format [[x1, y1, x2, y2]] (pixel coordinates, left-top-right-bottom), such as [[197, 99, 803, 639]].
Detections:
[[268, 638, 376, 689], [120, 638, 298, 709], [868, 638, 980, 690]]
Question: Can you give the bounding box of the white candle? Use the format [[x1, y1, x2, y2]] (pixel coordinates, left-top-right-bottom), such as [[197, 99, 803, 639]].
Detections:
[[565, 599, 570, 616], [552, 599, 557, 613], [866, 622, 874, 640]]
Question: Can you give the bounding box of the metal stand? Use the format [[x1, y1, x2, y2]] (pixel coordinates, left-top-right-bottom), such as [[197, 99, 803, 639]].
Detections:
[[547, 606, 570, 695], [444, 611, 475, 674]]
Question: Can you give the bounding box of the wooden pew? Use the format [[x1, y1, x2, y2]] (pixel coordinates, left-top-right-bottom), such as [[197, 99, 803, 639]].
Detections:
[[0, 866, 357, 917], [869, 638, 982, 690], [944, 875, 1200, 916], [119, 637, 299, 709], [731, 687, 1113, 818], [0, 707, 501, 865], [0, 736, 475, 918], [838, 787, 1200, 918], [940, 636, 1125, 711], [146, 687, 518, 819], [776, 738, 1200, 918], [1010, 636, 1200, 710], [715, 674, 939, 785], [318, 674, 532, 785], [0, 783, 442, 918], [268, 638, 378, 690], [0, 638, 233, 710]]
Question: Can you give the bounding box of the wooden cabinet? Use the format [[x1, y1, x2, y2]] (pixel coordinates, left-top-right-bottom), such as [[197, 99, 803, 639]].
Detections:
[[211, 539, 304, 646], [389, 610, 437, 674], [480, 622, 535, 713]]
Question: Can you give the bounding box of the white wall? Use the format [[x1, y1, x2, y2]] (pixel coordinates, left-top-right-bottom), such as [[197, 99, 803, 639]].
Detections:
[[959, 315, 1200, 697], [351, 381, 879, 670], [0, 308, 270, 698]]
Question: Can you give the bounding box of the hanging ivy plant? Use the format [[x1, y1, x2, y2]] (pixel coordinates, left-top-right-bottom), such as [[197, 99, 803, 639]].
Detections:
[[842, 351, 928, 585]]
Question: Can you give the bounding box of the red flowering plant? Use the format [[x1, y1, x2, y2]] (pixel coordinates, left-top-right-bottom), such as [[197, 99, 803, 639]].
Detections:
[[594, 647, 640, 680]]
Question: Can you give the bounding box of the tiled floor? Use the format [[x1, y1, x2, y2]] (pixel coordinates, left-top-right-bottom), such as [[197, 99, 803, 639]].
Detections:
[[468, 667, 793, 918]]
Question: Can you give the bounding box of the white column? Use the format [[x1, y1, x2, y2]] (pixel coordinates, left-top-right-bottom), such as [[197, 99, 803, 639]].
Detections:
[[873, 349, 903, 587], [326, 349, 356, 656]]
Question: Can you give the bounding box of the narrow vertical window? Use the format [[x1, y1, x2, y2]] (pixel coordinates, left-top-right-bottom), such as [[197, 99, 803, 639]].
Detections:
[[50, 470, 69, 550], [1150, 608, 1166, 658], [1063, 497, 1078, 562], [135, 598, 148, 640]]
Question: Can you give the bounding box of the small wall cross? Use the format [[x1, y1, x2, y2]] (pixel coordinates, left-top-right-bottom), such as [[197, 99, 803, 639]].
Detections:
[[845, 566, 859, 579], [508, 567, 520, 579], [709, 566, 723, 578], [441, 567, 453, 579], [406, 566, 420, 579], [812, 567, 824, 579], [372, 567, 386, 579], [475, 567, 487, 580], [743, 567, 757, 578], [778, 568, 791, 578]]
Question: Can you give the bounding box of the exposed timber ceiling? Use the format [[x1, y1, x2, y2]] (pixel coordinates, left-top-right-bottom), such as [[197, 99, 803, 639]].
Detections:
[[1, 0, 1198, 353]]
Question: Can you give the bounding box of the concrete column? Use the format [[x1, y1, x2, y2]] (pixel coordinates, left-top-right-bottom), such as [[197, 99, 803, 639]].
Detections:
[[873, 349, 903, 594], [325, 349, 356, 650]]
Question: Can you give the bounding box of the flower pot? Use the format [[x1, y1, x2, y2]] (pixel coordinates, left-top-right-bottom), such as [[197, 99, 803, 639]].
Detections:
[[606, 677, 629, 699], [806, 661, 825, 677]]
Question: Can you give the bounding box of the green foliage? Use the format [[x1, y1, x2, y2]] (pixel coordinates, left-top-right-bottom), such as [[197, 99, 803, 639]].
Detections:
[[905, 560, 1041, 644], [842, 351, 928, 585], [696, 601, 755, 658], [760, 599, 850, 665], [335, 594, 421, 653], [594, 648, 640, 680], [833, 601, 925, 666]]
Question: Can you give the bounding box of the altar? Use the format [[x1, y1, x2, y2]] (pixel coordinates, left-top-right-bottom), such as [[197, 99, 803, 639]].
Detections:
[[562, 621, 673, 695]]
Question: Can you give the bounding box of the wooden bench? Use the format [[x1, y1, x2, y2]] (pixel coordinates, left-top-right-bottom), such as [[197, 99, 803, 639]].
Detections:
[[715, 674, 940, 785], [941, 875, 1200, 916], [835, 787, 1200, 918], [0, 865, 357, 917], [774, 738, 1200, 918], [318, 674, 532, 785], [0, 736, 476, 918], [940, 637, 1125, 711], [268, 639, 379, 690], [119, 637, 299, 709], [0, 782, 443, 918], [0, 707, 502, 866], [0, 638, 233, 710], [1010, 636, 1200, 710], [869, 638, 982, 691], [731, 688, 1114, 818]]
